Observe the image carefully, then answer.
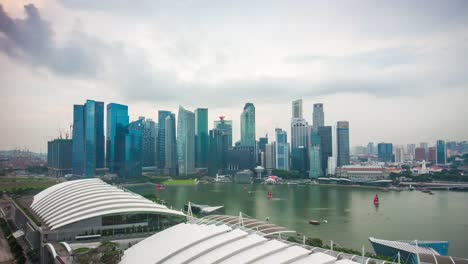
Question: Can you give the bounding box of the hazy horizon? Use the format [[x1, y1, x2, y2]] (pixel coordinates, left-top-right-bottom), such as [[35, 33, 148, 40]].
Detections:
[[1, 0, 467, 152]]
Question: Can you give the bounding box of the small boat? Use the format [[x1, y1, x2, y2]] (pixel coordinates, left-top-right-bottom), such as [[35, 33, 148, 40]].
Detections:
[[421, 189, 431, 193], [309, 220, 320, 225], [373, 194, 380, 205], [409, 184, 415, 191]]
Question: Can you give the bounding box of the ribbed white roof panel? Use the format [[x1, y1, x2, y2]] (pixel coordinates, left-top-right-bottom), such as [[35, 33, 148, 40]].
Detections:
[[31, 179, 185, 230], [120, 222, 363, 264]]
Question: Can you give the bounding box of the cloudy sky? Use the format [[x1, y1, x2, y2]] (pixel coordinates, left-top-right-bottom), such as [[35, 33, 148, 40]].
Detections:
[[1, 0, 467, 152]]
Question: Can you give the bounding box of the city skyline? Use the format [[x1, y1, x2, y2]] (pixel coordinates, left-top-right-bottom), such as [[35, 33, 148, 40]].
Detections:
[[1, 1, 468, 152]]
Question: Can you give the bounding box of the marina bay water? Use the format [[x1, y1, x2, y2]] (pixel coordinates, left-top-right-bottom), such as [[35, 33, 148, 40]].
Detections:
[[127, 183, 468, 258]]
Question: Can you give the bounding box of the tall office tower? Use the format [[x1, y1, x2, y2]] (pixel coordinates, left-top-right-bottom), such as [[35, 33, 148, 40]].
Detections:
[[420, 142, 429, 154], [214, 117, 233, 148], [177, 106, 196, 176], [336, 121, 350, 167], [291, 146, 308, 172], [292, 99, 303, 119], [106, 103, 129, 174], [428, 147, 436, 162], [436, 140, 447, 165], [446, 141, 457, 151], [327, 156, 337, 175], [265, 142, 276, 174], [157, 110, 172, 169], [414, 147, 426, 161], [407, 144, 416, 160], [208, 129, 228, 176], [164, 114, 177, 175], [367, 142, 375, 155], [142, 118, 157, 167], [291, 118, 308, 149], [275, 128, 289, 170], [318, 126, 332, 175], [195, 108, 209, 168], [313, 103, 324, 128], [122, 118, 144, 177], [240, 103, 256, 147], [394, 146, 405, 163], [309, 128, 322, 177], [47, 138, 73, 177], [258, 135, 268, 167], [377, 143, 394, 162], [72, 99, 104, 177]]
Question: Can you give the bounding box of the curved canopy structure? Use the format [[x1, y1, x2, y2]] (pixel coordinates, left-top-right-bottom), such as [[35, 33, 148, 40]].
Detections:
[[31, 179, 185, 230]]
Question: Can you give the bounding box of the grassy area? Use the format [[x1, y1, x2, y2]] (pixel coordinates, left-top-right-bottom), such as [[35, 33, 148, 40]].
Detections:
[[0, 177, 57, 193], [162, 179, 198, 185], [73, 247, 90, 254]]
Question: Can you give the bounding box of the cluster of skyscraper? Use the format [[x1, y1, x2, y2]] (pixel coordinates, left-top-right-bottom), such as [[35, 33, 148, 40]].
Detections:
[[260, 99, 350, 178]]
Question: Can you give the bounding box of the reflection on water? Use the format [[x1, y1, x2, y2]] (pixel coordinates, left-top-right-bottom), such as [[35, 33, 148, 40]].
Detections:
[[128, 183, 468, 258]]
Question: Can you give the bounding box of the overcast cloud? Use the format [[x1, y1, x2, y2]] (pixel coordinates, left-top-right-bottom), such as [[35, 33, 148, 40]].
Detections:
[[0, 0, 467, 152]]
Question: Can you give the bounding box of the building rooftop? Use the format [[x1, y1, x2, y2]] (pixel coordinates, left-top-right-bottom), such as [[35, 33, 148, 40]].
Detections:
[[30, 178, 185, 230]]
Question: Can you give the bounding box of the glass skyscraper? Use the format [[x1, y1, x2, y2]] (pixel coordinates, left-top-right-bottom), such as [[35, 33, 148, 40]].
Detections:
[[309, 128, 322, 178], [72, 100, 104, 177], [106, 103, 129, 174], [177, 106, 196, 176], [142, 118, 157, 167], [318, 126, 332, 175], [195, 108, 209, 168], [240, 103, 256, 147], [336, 121, 350, 167], [165, 113, 177, 175], [158, 110, 172, 169], [122, 119, 144, 177], [214, 118, 233, 148], [275, 128, 289, 170], [436, 140, 446, 165], [313, 103, 324, 129], [292, 99, 303, 119], [378, 143, 394, 162]]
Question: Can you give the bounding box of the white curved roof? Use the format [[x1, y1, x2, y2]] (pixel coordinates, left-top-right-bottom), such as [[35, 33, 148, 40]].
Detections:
[[120, 222, 359, 264], [31, 179, 185, 230]]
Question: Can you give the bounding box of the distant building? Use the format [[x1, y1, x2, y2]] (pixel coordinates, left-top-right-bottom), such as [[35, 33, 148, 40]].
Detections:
[[313, 103, 324, 128], [292, 99, 303, 119], [275, 128, 289, 171], [318, 126, 332, 175], [157, 110, 172, 169], [258, 135, 268, 167], [436, 140, 447, 165], [309, 146, 321, 178], [291, 146, 308, 172], [427, 147, 436, 162], [121, 118, 144, 177], [72, 99, 105, 177], [164, 114, 177, 175], [177, 106, 196, 176], [420, 142, 429, 153], [414, 147, 426, 161], [406, 144, 416, 160], [106, 103, 129, 174], [208, 129, 228, 176], [377, 143, 393, 163], [226, 146, 256, 174], [291, 118, 308, 149], [367, 142, 375, 155], [240, 103, 256, 147], [265, 142, 276, 174], [336, 121, 350, 167], [142, 118, 157, 167], [195, 108, 209, 168], [336, 165, 389, 181], [394, 146, 405, 163], [234, 170, 253, 184], [214, 117, 233, 148], [327, 156, 337, 175], [47, 139, 72, 177]]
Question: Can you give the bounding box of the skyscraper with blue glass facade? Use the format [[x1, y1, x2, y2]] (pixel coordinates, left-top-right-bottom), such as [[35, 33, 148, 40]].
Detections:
[[177, 106, 196, 176], [436, 140, 446, 165], [241, 103, 256, 147], [106, 103, 129, 174], [378, 143, 393, 162], [336, 121, 350, 167], [275, 128, 289, 170], [122, 118, 144, 177], [72, 100, 104, 177], [165, 114, 178, 175], [318, 126, 332, 175], [195, 108, 208, 168], [309, 128, 322, 178], [158, 110, 172, 169]]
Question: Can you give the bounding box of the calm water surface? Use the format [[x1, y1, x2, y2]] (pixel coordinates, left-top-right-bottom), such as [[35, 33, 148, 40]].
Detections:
[[127, 183, 468, 257]]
